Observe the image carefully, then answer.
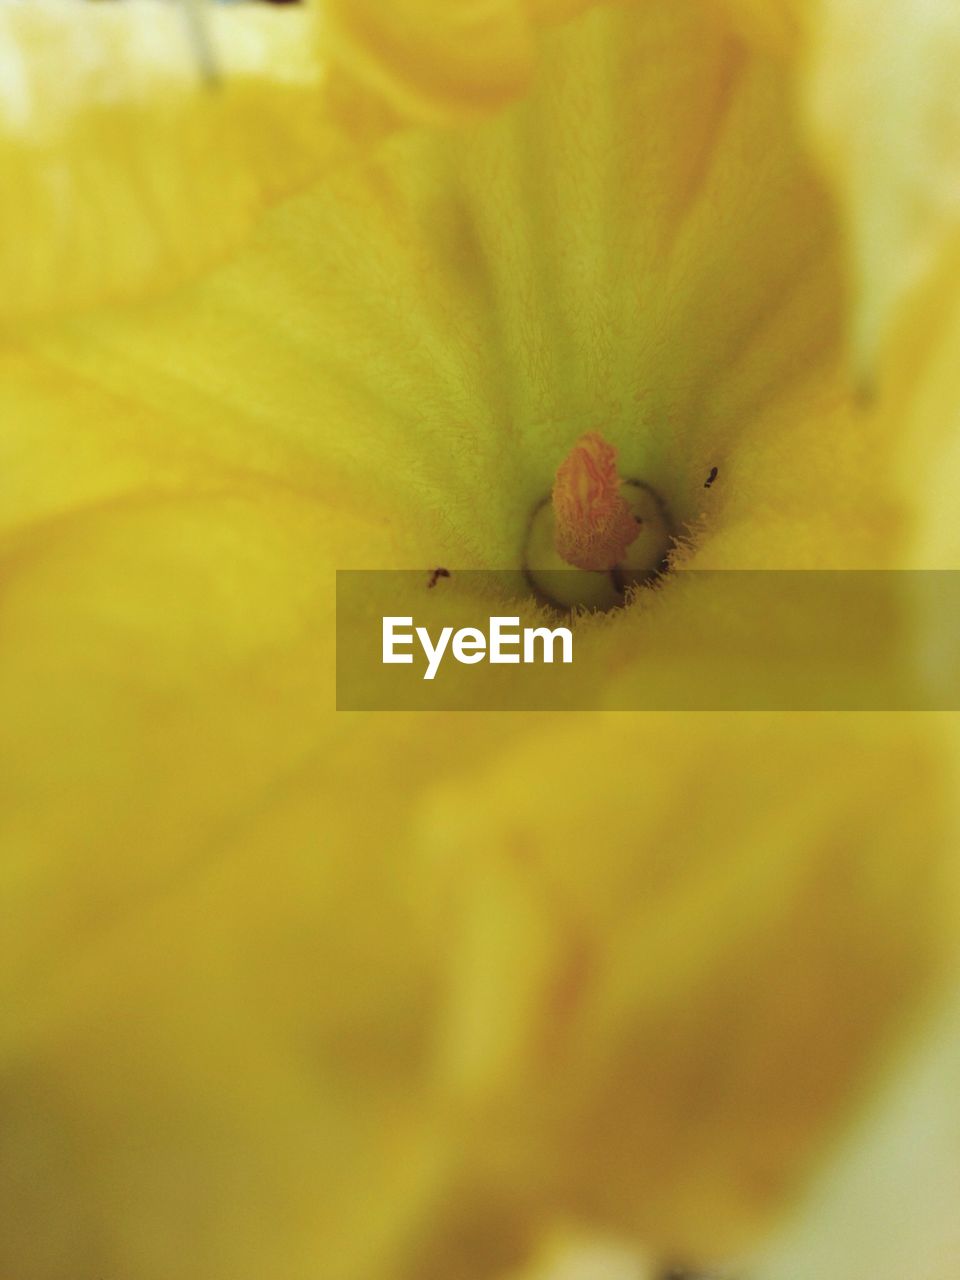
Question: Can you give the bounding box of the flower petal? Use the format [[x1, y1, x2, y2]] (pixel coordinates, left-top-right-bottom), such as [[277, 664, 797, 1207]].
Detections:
[[802, 0, 960, 371], [753, 988, 960, 1280], [0, 354, 455, 1275], [323, 0, 607, 125], [323, 0, 534, 122], [0, 0, 327, 316], [16, 0, 846, 572], [414, 711, 959, 1263], [715, 0, 801, 52]]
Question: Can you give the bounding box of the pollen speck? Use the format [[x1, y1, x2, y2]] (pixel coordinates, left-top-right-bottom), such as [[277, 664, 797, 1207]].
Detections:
[[552, 431, 640, 571]]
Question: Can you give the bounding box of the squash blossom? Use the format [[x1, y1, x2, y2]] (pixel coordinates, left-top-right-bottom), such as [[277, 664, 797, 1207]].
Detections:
[[1, 2, 959, 1279]]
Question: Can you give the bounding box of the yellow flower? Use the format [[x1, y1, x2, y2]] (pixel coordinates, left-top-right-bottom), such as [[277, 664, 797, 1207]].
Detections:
[[0, 3, 958, 1280]]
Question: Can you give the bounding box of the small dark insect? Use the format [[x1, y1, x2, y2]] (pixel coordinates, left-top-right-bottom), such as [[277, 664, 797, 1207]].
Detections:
[[427, 567, 450, 589], [704, 466, 719, 488]]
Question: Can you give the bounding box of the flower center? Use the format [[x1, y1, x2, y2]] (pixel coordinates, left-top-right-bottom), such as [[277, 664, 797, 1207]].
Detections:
[[524, 431, 674, 610]]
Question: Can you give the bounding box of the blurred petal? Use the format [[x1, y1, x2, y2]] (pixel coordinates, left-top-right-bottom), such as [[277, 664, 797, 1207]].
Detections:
[[802, 0, 960, 372], [415, 713, 959, 1263], [715, 0, 801, 52], [753, 986, 960, 1280], [0, 0, 619, 318], [504, 1232, 650, 1279], [0, 0, 327, 316], [323, 0, 534, 122], [0, 733, 465, 1280], [0, 356, 478, 1274], [323, 0, 605, 125]]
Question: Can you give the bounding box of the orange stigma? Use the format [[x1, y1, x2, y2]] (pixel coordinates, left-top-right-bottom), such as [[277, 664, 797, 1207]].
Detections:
[[551, 431, 640, 571]]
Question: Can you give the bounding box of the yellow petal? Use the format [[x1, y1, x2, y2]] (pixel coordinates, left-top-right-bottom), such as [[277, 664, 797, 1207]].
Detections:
[[0, 0, 621, 319], [802, 0, 960, 372], [754, 988, 960, 1280], [416, 711, 959, 1263], [323, 0, 609, 125], [0, 720, 454, 1280], [0, 364, 452, 1275], [0, 0, 327, 316], [715, 0, 802, 53], [323, 0, 534, 122]]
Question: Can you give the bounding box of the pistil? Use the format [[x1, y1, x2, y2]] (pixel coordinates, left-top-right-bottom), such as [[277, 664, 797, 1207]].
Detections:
[[524, 431, 674, 610], [552, 431, 641, 571]]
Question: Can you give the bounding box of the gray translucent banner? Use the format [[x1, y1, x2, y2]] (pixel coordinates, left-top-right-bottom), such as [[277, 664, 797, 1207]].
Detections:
[[336, 570, 960, 711]]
